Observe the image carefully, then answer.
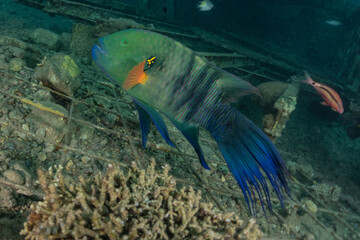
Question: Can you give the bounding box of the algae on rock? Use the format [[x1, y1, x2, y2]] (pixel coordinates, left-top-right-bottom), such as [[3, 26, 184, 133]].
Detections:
[[33, 53, 81, 96]]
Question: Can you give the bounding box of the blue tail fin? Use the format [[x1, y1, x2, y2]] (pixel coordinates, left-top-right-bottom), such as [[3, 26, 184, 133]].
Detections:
[[206, 105, 290, 214]]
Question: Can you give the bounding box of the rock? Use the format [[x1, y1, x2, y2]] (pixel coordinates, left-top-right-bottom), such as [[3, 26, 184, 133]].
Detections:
[[60, 32, 71, 49], [44, 143, 56, 153], [30, 101, 68, 143], [0, 187, 16, 208], [81, 155, 91, 164], [34, 53, 81, 96], [12, 163, 34, 188], [8, 109, 24, 120], [9, 58, 25, 71], [34, 89, 52, 101], [37, 152, 47, 162], [0, 36, 43, 69], [303, 199, 317, 213], [70, 23, 95, 57], [31, 101, 68, 127], [252, 81, 289, 107], [2, 170, 25, 185], [34, 127, 46, 144], [17, 124, 30, 139], [30, 28, 61, 50], [0, 151, 6, 162], [79, 126, 94, 141], [8, 46, 25, 59], [311, 183, 341, 202], [0, 59, 9, 71], [0, 36, 27, 49]]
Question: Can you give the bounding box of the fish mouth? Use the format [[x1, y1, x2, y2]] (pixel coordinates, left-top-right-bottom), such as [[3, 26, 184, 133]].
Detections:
[[91, 38, 119, 85], [92, 38, 108, 62]]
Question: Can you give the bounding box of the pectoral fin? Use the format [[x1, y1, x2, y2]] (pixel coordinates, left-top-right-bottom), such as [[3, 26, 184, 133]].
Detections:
[[132, 97, 175, 147], [123, 59, 148, 90]]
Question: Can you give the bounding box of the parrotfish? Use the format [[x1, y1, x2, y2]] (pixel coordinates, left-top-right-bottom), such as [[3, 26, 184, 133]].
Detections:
[[302, 71, 344, 114], [92, 29, 290, 213]]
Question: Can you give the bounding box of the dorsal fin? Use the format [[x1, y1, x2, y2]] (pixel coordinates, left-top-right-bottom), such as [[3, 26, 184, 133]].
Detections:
[[218, 69, 260, 103]]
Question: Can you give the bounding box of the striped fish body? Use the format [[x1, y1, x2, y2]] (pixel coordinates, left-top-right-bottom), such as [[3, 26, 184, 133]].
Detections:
[[303, 71, 344, 114], [93, 29, 290, 214]]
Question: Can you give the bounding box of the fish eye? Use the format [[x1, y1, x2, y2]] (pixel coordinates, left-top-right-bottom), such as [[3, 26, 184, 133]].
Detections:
[[120, 39, 128, 47]]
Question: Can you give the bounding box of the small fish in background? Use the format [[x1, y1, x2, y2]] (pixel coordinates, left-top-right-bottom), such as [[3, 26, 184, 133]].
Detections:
[[198, 0, 214, 11], [325, 20, 342, 26], [302, 71, 344, 114]]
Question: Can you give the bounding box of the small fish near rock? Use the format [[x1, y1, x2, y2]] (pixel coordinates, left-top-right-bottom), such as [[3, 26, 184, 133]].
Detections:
[[198, 0, 214, 11]]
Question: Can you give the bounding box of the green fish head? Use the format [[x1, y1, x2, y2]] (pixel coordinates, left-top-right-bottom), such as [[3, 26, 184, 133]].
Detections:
[[92, 29, 151, 85]]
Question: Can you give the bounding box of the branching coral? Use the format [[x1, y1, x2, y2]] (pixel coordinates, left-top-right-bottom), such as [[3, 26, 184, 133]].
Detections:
[[21, 159, 262, 240]]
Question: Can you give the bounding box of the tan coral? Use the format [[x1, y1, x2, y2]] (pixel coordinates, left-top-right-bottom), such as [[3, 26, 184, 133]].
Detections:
[[21, 159, 262, 240]]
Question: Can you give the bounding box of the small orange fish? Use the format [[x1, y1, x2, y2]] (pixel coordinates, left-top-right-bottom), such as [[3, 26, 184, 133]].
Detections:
[[302, 71, 344, 114]]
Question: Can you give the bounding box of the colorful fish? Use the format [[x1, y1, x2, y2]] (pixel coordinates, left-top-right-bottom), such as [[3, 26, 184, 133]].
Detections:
[[92, 29, 290, 214], [302, 71, 344, 114], [198, 0, 213, 11]]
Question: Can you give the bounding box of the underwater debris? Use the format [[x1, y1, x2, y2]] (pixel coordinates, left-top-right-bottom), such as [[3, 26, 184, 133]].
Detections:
[[261, 79, 300, 142], [311, 183, 341, 203], [21, 159, 262, 240], [28, 100, 68, 145], [70, 23, 95, 58], [252, 81, 289, 108], [93, 18, 144, 38], [33, 53, 81, 96]]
